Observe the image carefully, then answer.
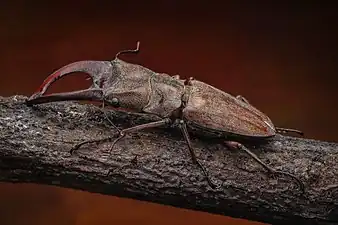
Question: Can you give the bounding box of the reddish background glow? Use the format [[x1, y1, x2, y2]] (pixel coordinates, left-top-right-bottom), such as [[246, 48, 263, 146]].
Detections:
[[0, 2, 337, 225]]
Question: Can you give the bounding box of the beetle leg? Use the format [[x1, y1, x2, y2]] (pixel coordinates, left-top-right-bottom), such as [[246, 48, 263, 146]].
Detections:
[[70, 118, 172, 154], [178, 120, 220, 189], [276, 127, 304, 136], [236, 95, 250, 104], [99, 100, 121, 133], [224, 141, 304, 193], [70, 136, 116, 155]]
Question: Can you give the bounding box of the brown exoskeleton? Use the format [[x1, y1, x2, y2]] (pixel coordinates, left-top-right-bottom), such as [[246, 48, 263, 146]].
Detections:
[[26, 42, 304, 191]]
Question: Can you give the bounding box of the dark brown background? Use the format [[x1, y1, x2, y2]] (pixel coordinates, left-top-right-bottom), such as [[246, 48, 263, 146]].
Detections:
[[0, 1, 337, 225]]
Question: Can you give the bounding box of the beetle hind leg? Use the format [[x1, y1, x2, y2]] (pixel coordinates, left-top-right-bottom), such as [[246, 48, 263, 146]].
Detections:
[[224, 141, 304, 193], [276, 127, 304, 136]]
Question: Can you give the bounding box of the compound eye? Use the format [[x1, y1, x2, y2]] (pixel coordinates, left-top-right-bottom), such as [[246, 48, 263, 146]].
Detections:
[[110, 97, 119, 107]]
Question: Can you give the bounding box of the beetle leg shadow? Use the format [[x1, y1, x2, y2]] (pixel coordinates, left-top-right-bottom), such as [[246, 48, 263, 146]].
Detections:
[[70, 135, 118, 155], [224, 141, 305, 194]]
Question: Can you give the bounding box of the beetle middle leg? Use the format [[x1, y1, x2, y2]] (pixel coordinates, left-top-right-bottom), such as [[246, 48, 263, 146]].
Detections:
[[70, 118, 172, 154], [178, 120, 220, 189], [224, 140, 305, 193], [106, 118, 172, 154]]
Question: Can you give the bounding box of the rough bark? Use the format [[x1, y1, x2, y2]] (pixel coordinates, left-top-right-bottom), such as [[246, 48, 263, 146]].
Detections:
[[0, 95, 337, 225]]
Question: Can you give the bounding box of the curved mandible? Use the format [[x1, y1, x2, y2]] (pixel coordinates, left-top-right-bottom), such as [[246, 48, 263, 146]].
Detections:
[[28, 60, 112, 100]]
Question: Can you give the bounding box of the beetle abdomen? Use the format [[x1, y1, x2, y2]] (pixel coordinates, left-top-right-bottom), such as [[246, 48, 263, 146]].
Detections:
[[182, 80, 276, 138]]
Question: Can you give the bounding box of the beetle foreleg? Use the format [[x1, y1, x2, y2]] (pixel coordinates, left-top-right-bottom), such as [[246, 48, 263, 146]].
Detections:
[[224, 141, 304, 193], [178, 120, 220, 189], [99, 100, 121, 133]]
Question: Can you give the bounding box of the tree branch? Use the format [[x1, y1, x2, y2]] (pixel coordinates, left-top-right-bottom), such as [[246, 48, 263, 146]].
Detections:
[[0, 95, 337, 224]]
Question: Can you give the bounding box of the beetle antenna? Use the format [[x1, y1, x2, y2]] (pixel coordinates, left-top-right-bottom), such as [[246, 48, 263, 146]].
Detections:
[[115, 41, 140, 59]]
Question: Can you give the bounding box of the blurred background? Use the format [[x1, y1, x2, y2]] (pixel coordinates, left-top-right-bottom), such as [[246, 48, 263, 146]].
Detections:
[[0, 1, 337, 225]]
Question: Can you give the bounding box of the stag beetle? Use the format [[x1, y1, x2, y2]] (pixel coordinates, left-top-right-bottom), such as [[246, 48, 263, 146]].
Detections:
[[26, 42, 304, 191]]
